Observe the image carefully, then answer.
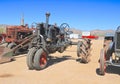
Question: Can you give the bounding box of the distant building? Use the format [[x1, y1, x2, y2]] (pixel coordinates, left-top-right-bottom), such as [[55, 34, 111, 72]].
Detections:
[[70, 34, 81, 39], [82, 31, 90, 36]]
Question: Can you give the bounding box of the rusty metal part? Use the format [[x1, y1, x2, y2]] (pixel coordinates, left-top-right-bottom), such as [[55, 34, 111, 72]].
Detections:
[[0, 35, 35, 64], [0, 46, 13, 64], [0, 34, 6, 44], [5, 25, 34, 43]]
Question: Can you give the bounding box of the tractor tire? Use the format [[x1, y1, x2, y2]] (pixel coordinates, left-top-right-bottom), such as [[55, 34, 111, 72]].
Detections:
[[7, 42, 16, 49], [81, 56, 90, 63], [99, 49, 106, 75], [27, 47, 37, 70], [33, 48, 48, 70], [81, 40, 91, 63], [77, 41, 82, 57]]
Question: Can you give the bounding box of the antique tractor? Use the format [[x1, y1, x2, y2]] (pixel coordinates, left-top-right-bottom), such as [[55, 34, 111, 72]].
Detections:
[[5, 25, 34, 53], [99, 26, 120, 75], [0, 24, 35, 63], [27, 13, 91, 70]]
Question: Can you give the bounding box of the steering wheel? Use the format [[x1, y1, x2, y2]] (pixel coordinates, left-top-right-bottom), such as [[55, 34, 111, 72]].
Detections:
[[117, 26, 120, 30], [60, 23, 70, 33], [31, 22, 37, 28]]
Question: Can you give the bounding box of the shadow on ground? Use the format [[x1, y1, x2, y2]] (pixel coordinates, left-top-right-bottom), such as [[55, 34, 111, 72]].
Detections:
[[0, 74, 14, 78], [47, 55, 76, 68], [96, 66, 120, 76], [0, 54, 26, 64]]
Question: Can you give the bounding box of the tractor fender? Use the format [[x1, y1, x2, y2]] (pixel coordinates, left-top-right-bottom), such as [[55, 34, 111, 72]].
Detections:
[[38, 34, 49, 54], [106, 42, 114, 60], [109, 42, 114, 52]]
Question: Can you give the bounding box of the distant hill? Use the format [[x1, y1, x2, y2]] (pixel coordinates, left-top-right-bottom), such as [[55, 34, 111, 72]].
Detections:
[[70, 28, 115, 36], [0, 24, 6, 28], [90, 29, 115, 36], [70, 28, 82, 34]]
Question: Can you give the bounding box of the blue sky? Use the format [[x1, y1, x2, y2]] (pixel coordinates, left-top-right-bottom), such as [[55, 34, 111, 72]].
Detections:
[[0, 0, 120, 30]]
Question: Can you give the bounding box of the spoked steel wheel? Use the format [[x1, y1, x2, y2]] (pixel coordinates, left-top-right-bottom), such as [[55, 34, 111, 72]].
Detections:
[[0, 35, 4, 43], [33, 49, 48, 70], [99, 49, 106, 75], [60, 23, 70, 34]]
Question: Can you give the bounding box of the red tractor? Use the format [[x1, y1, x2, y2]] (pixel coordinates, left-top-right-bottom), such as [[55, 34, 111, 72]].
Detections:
[[3, 24, 35, 56], [0, 24, 35, 63], [5, 25, 34, 47]]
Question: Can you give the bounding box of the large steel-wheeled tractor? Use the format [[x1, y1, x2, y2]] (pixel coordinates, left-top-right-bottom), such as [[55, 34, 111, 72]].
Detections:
[[99, 26, 120, 75], [27, 13, 91, 70]]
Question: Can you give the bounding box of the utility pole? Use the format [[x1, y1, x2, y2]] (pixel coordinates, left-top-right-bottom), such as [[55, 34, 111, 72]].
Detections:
[[20, 13, 24, 26]]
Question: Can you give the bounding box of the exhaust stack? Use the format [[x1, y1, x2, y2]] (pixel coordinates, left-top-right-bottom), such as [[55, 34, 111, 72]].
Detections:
[[45, 12, 50, 35], [20, 14, 24, 26]]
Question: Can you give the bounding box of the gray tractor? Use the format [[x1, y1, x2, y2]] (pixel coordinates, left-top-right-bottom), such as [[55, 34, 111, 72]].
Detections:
[[99, 26, 120, 75], [26, 13, 91, 70]]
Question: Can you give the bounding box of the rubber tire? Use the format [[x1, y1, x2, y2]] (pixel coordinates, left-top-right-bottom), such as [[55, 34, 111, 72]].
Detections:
[[81, 42, 88, 63], [33, 49, 48, 70], [99, 49, 106, 75], [7, 42, 16, 49], [77, 41, 82, 57], [27, 47, 37, 70]]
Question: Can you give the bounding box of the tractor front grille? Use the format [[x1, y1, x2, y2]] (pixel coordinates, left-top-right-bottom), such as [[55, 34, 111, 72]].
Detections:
[[116, 32, 120, 50]]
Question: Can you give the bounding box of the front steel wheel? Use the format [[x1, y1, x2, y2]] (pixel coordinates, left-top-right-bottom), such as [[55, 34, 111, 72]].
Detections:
[[33, 49, 48, 70], [27, 47, 37, 70], [99, 49, 106, 75]]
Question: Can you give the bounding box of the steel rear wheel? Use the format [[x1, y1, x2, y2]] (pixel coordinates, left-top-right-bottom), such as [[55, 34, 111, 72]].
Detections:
[[33, 49, 48, 70], [27, 47, 37, 70], [99, 49, 106, 75], [0, 35, 4, 43]]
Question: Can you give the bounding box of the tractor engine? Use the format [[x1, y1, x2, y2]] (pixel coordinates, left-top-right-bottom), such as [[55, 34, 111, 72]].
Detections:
[[115, 26, 120, 57]]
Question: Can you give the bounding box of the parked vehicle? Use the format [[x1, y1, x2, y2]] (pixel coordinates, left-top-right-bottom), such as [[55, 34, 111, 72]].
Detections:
[[26, 13, 92, 70], [99, 26, 120, 75]]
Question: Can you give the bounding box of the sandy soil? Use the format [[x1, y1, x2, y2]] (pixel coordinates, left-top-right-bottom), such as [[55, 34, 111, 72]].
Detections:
[[0, 40, 120, 84]]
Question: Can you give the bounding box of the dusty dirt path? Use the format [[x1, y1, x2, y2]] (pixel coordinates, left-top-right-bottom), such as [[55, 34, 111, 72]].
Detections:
[[0, 40, 120, 84]]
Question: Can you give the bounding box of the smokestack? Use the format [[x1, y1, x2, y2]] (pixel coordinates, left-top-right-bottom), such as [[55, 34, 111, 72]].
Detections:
[[45, 12, 50, 28], [21, 13, 24, 26], [45, 12, 50, 35]]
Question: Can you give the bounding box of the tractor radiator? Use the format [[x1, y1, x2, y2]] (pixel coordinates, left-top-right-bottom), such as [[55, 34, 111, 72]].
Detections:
[[116, 32, 120, 50]]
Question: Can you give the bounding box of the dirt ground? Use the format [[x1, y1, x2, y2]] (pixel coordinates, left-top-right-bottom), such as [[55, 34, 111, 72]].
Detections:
[[0, 39, 120, 84]]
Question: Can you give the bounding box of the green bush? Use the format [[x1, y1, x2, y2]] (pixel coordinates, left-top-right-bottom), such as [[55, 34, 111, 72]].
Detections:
[[0, 27, 6, 34]]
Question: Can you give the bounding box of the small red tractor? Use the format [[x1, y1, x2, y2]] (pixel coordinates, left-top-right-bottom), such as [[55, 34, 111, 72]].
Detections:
[[0, 24, 35, 63], [5, 25, 33, 48]]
